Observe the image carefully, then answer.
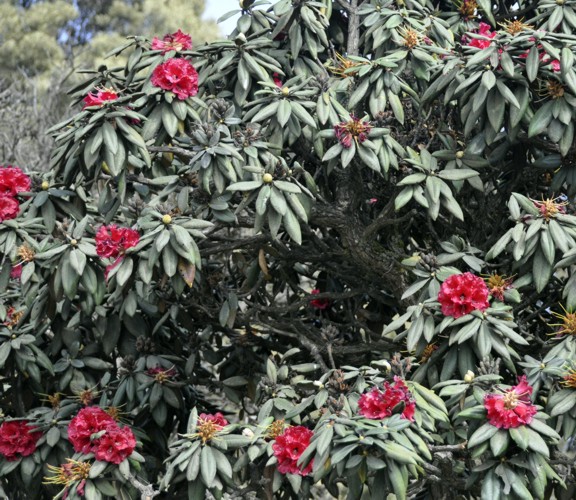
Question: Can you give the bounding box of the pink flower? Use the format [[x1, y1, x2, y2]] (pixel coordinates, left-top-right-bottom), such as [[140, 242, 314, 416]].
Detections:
[[467, 22, 497, 49], [334, 115, 372, 149], [309, 289, 330, 310], [95, 225, 139, 260], [484, 376, 538, 429], [0, 166, 31, 195], [10, 264, 22, 280], [151, 58, 199, 100], [540, 52, 561, 72], [358, 377, 416, 421], [198, 412, 228, 429], [273, 72, 283, 87], [82, 89, 118, 109], [438, 272, 489, 318], [0, 420, 41, 461], [272, 426, 314, 476], [68, 407, 116, 454], [0, 196, 20, 222], [93, 425, 136, 464], [151, 29, 192, 53]]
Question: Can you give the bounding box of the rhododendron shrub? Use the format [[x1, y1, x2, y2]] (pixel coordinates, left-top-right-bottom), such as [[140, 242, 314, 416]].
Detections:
[[4, 0, 576, 498]]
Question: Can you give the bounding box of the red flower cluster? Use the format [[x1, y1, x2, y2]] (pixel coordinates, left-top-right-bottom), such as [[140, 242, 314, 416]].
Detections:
[[95, 225, 139, 260], [95, 224, 139, 279], [484, 376, 538, 429], [438, 272, 490, 318], [309, 289, 330, 310], [272, 426, 314, 476], [151, 29, 192, 53], [82, 88, 118, 109], [358, 377, 416, 421], [198, 412, 228, 428], [151, 58, 199, 100], [68, 407, 136, 464], [334, 116, 372, 148], [0, 420, 42, 461], [0, 165, 30, 222], [467, 22, 496, 49]]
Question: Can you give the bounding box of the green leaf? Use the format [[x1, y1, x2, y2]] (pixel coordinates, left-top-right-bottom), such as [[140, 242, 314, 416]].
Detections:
[[527, 417, 561, 439], [525, 427, 550, 457], [283, 207, 302, 244], [490, 429, 509, 456], [526, 46, 540, 82], [256, 185, 271, 215], [532, 248, 552, 293], [482, 70, 496, 90], [528, 101, 553, 138], [200, 446, 217, 486], [277, 99, 292, 128], [468, 422, 498, 448], [549, 390, 576, 416]]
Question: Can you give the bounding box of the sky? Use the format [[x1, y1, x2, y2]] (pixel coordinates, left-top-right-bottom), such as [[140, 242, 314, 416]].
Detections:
[[203, 0, 243, 37]]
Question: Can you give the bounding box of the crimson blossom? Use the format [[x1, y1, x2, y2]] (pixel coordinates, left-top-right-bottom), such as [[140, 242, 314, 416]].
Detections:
[[0, 196, 20, 223], [198, 412, 228, 428], [67, 406, 136, 464], [272, 426, 314, 476], [484, 376, 538, 429], [151, 58, 199, 100], [0, 165, 31, 196], [0, 165, 30, 222], [358, 377, 416, 421], [67, 406, 116, 454], [95, 225, 140, 260], [467, 22, 496, 49], [0, 420, 42, 461], [437, 272, 490, 318], [93, 425, 137, 464], [82, 88, 118, 109], [151, 29, 192, 53]]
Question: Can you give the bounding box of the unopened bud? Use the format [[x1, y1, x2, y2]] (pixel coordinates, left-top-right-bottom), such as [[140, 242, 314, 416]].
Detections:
[[464, 370, 475, 383], [162, 214, 172, 225], [70, 239, 78, 246], [242, 428, 254, 438], [282, 87, 290, 96], [41, 181, 49, 190], [455, 151, 465, 159], [262, 173, 273, 184]]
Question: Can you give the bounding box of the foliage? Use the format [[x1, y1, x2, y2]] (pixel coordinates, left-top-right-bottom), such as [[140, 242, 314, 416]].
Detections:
[[3, 0, 576, 498]]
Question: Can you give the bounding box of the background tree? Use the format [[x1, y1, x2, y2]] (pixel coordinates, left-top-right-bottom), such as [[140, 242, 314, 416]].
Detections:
[[1, 0, 576, 499]]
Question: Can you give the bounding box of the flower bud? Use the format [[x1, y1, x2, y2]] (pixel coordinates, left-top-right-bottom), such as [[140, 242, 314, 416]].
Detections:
[[282, 87, 290, 96], [242, 427, 254, 438], [162, 214, 172, 225], [262, 173, 273, 184], [455, 151, 465, 159], [41, 181, 49, 190], [464, 370, 475, 383]]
